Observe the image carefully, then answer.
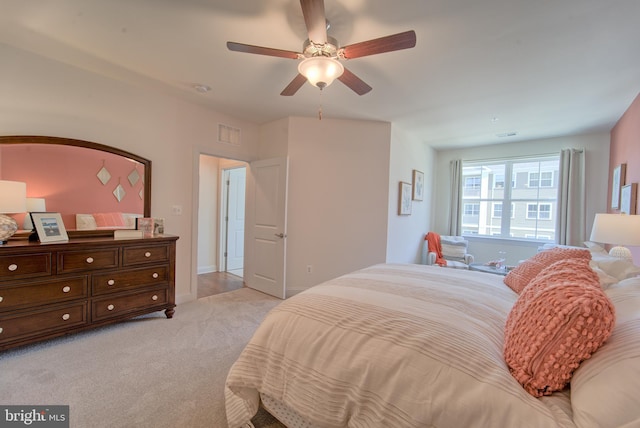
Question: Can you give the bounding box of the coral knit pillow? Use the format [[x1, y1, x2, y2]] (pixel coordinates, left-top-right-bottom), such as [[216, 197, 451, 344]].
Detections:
[[504, 247, 591, 294], [504, 258, 615, 397]]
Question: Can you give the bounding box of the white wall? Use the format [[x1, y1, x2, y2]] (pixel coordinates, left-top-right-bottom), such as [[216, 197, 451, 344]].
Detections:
[[1, 43, 260, 304], [432, 132, 611, 265], [197, 155, 220, 274], [386, 124, 436, 263], [282, 117, 391, 295]]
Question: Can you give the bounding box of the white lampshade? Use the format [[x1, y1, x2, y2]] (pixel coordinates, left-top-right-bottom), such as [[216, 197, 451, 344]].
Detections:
[[0, 180, 27, 213], [590, 213, 640, 260], [23, 197, 47, 230], [298, 57, 344, 89]]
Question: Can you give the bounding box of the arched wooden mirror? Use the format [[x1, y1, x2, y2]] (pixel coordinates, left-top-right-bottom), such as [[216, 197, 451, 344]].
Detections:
[[0, 135, 151, 238]]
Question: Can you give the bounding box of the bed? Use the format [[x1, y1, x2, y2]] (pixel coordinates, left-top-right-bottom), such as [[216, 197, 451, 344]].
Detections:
[[225, 251, 640, 428]]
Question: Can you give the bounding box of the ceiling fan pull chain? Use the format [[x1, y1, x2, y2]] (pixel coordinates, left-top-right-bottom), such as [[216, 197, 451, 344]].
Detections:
[[318, 88, 323, 120]]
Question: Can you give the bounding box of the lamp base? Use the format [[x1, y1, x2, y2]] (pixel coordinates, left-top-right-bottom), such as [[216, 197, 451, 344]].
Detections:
[[609, 246, 633, 261], [0, 213, 19, 244]]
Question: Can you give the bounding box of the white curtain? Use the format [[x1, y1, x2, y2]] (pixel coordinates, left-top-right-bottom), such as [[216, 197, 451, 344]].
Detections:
[[556, 148, 585, 246], [448, 159, 462, 235]]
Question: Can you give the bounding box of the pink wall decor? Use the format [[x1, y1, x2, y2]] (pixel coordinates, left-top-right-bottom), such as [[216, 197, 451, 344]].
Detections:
[[609, 92, 640, 263]]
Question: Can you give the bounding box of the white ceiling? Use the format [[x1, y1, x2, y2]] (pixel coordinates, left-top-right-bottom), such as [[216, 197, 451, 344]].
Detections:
[[2, 0, 639, 149]]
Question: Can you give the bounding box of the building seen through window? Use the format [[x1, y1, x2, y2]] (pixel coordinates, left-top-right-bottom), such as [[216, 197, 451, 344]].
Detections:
[[461, 155, 559, 241]]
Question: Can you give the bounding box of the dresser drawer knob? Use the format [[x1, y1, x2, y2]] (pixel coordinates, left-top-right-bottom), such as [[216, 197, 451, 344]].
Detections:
[[152, 295, 159, 301], [107, 279, 115, 286], [62, 286, 71, 293], [62, 313, 70, 321], [107, 304, 115, 311], [8, 264, 18, 272], [152, 272, 159, 279], [0, 296, 3, 303], [0, 327, 3, 334], [86, 257, 94, 264], [145, 251, 152, 258]]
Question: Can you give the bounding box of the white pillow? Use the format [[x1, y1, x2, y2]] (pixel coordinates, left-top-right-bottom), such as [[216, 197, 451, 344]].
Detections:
[[75, 213, 97, 230], [590, 265, 619, 289], [589, 252, 640, 281], [571, 280, 640, 428], [583, 241, 608, 254]]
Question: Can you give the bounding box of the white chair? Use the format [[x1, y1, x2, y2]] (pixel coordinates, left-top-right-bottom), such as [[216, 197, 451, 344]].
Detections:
[[421, 234, 474, 269]]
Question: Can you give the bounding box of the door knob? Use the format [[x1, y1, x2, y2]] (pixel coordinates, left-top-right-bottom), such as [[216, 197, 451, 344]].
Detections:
[[274, 233, 286, 238]]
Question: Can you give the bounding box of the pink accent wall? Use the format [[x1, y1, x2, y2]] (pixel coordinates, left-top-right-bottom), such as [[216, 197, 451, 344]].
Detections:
[[609, 92, 640, 263], [1, 144, 144, 229]]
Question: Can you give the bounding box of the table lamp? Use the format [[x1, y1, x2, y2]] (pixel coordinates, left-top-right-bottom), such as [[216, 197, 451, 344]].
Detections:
[[589, 213, 640, 261], [23, 197, 47, 231], [0, 180, 27, 244]]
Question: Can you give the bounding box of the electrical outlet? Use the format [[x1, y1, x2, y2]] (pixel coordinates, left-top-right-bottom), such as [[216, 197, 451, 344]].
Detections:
[[306, 265, 312, 274], [172, 205, 182, 215]]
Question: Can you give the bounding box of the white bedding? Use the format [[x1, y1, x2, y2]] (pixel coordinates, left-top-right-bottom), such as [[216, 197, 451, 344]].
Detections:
[[225, 264, 579, 427]]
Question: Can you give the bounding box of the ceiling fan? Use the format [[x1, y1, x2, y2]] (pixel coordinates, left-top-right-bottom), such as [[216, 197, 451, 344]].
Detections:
[[227, 0, 417, 96]]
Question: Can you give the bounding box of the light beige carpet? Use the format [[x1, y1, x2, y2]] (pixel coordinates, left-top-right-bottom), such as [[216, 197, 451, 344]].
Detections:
[[0, 288, 282, 428]]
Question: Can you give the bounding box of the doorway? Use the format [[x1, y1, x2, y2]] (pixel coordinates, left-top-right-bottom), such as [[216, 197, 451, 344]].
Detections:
[[197, 155, 247, 298]]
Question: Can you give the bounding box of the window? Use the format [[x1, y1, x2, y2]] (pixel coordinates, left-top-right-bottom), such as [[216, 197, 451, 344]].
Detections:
[[527, 203, 552, 220], [465, 176, 481, 190], [529, 171, 554, 188], [464, 203, 480, 216], [461, 155, 559, 241]]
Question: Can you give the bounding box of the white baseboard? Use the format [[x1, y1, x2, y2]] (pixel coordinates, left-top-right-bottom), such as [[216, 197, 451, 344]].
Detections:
[[197, 265, 217, 275]]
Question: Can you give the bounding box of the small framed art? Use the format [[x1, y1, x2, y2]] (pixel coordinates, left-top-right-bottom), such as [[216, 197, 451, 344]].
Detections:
[[412, 170, 424, 201], [30, 212, 69, 243], [611, 163, 626, 209], [399, 181, 412, 215], [620, 183, 637, 215]]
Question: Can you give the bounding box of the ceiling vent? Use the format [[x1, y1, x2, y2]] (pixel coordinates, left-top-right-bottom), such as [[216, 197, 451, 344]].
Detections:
[[218, 124, 241, 145]]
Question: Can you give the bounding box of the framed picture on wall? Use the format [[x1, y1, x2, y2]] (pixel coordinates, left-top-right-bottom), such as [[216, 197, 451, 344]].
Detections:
[[30, 212, 69, 243], [399, 181, 412, 215], [412, 170, 424, 201], [611, 163, 626, 209], [620, 183, 637, 215]]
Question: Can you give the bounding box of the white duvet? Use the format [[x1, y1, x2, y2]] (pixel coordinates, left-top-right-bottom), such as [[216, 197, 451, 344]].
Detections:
[[226, 263, 580, 427]]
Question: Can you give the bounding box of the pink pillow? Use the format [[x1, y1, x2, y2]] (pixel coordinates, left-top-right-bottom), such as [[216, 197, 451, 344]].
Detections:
[[504, 258, 615, 397], [93, 212, 126, 228], [504, 247, 591, 293]]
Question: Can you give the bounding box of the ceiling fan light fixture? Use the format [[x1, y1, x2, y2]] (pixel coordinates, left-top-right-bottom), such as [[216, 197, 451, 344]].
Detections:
[[298, 56, 344, 89]]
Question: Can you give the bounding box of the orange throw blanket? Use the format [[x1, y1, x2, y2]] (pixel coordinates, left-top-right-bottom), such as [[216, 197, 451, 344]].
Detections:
[[425, 232, 447, 267]]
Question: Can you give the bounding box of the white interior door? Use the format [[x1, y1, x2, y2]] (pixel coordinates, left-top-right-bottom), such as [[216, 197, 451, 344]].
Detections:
[[245, 157, 288, 299], [225, 167, 246, 272]]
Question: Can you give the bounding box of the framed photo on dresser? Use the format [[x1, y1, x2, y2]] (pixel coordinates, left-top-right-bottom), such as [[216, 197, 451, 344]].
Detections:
[[30, 212, 69, 243]]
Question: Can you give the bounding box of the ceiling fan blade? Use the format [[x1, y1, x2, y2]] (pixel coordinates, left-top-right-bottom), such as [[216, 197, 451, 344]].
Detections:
[[300, 0, 327, 44], [281, 74, 308, 96], [338, 68, 372, 96], [227, 41, 300, 59], [340, 30, 417, 59]]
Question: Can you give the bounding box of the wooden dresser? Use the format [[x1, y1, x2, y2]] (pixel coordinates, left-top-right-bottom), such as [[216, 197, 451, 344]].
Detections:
[[0, 235, 178, 351]]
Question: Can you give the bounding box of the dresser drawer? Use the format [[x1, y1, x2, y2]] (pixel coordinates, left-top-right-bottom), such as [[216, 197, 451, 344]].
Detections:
[[0, 302, 88, 344], [0, 253, 52, 281], [0, 276, 88, 312], [92, 287, 168, 321], [58, 248, 119, 273], [92, 266, 169, 295], [122, 244, 170, 266]]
